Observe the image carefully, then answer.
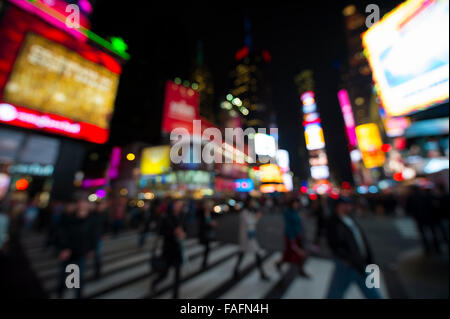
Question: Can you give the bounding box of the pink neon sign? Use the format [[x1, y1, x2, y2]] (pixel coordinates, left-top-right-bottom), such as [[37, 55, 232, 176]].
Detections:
[[8, 0, 90, 41], [82, 178, 107, 189], [338, 89, 357, 147], [108, 146, 122, 179]]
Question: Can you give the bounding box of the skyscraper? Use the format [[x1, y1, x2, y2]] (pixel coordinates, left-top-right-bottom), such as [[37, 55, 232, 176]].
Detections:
[[191, 41, 216, 124], [341, 4, 383, 130], [226, 18, 273, 130]]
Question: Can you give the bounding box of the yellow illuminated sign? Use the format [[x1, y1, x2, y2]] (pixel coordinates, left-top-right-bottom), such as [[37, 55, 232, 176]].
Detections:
[[140, 146, 171, 175], [3, 33, 120, 129], [355, 123, 386, 169], [304, 124, 325, 151]]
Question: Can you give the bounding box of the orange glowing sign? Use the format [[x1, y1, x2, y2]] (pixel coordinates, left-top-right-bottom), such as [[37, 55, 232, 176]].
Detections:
[[259, 164, 283, 184], [260, 183, 287, 193]]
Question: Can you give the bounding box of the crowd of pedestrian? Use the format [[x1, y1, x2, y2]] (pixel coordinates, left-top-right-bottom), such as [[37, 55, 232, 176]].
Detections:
[[0, 181, 447, 299]]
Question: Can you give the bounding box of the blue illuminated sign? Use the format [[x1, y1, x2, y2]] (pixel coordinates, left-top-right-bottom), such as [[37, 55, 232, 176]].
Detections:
[[234, 179, 255, 192]]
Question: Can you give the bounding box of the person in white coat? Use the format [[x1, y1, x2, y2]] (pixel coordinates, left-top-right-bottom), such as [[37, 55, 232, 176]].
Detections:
[[233, 197, 269, 280]]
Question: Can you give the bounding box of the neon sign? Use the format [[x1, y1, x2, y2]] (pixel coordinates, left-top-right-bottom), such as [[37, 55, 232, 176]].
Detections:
[[0, 103, 108, 144], [301, 90, 329, 180], [337, 89, 357, 147], [234, 179, 255, 192]]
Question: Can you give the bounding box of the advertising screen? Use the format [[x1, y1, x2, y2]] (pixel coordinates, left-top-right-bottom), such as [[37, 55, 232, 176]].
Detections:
[[282, 173, 293, 191], [356, 123, 386, 169], [234, 179, 255, 192], [3, 33, 119, 130], [254, 133, 277, 157], [0, 6, 123, 144], [363, 0, 449, 116], [162, 81, 199, 135], [304, 123, 325, 151], [276, 149, 290, 173], [337, 89, 357, 147], [140, 146, 171, 176], [310, 165, 330, 180], [384, 117, 411, 137], [259, 164, 283, 184]]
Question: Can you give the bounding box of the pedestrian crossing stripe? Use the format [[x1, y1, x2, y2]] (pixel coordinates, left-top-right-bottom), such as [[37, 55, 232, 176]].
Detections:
[[21, 232, 390, 299]]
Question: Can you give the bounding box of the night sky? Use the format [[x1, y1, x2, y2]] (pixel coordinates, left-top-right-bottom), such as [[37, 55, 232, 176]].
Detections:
[[90, 0, 402, 182]]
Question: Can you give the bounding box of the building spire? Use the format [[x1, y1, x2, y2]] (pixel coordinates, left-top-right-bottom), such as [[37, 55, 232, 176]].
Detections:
[[244, 16, 252, 50]]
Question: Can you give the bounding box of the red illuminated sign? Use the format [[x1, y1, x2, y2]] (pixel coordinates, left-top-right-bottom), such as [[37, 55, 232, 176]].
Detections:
[[162, 81, 199, 135], [235, 46, 249, 61], [0, 103, 109, 144], [0, 5, 122, 144]]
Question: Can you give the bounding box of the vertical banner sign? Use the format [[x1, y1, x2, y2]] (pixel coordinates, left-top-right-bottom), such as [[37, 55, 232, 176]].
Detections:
[[301, 91, 329, 180], [355, 123, 386, 169], [338, 89, 358, 147]]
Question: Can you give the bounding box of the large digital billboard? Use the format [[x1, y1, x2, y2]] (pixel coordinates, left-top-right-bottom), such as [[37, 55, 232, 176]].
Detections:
[[3, 33, 119, 130], [301, 90, 329, 180], [0, 5, 122, 143], [363, 0, 449, 116], [162, 81, 199, 135]]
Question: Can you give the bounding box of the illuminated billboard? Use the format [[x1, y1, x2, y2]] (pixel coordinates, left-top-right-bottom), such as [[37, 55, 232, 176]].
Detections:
[[310, 166, 330, 180], [254, 133, 277, 157], [276, 149, 290, 173], [384, 117, 411, 137], [140, 146, 171, 176], [356, 123, 386, 169], [363, 0, 449, 116], [3, 33, 119, 130], [282, 173, 293, 191], [337, 89, 357, 147], [0, 5, 123, 144], [301, 90, 329, 180], [304, 123, 326, 151], [162, 81, 199, 135], [259, 164, 283, 184], [234, 179, 255, 192]]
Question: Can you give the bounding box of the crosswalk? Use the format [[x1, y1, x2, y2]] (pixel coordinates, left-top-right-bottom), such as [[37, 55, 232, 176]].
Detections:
[[394, 218, 420, 240], [21, 231, 389, 299]]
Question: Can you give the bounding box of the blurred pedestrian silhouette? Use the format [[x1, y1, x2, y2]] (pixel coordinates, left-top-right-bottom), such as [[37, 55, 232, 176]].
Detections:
[[326, 197, 381, 299], [150, 200, 186, 299], [90, 200, 109, 279], [276, 198, 310, 278], [23, 197, 40, 233], [56, 197, 95, 299], [406, 185, 446, 255], [138, 199, 161, 248], [111, 197, 127, 237], [233, 197, 269, 281], [197, 199, 216, 269]]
